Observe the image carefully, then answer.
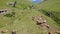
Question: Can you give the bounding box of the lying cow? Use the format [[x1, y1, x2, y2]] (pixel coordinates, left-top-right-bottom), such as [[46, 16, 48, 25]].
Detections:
[[8, 1, 17, 7], [8, 2, 14, 6], [0, 9, 8, 13], [56, 31, 60, 34], [1, 29, 8, 33]]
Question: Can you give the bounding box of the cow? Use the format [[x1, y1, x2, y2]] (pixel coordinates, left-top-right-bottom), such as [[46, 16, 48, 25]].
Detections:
[[8, 1, 17, 7], [12, 30, 16, 34], [0, 9, 8, 13], [47, 32, 53, 34], [8, 2, 14, 6], [0, 10, 2, 13], [4, 9, 8, 12], [1, 29, 8, 33], [56, 31, 60, 34]]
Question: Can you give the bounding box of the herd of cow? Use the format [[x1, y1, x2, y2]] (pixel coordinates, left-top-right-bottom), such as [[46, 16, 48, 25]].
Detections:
[[31, 15, 60, 34]]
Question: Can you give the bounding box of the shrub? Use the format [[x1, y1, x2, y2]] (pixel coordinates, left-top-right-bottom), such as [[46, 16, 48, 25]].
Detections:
[[4, 12, 15, 17], [41, 10, 60, 26]]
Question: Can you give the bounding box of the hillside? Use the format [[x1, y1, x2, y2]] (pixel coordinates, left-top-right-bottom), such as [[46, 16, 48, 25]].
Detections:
[[0, 0, 60, 34]]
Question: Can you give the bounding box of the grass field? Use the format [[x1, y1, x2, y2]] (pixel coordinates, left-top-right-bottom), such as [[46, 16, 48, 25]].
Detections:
[[0, 0, 60, 34]]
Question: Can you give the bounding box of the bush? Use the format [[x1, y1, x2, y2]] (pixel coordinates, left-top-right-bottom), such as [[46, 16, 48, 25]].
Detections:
[[41, 10, 52, 17], [4, 12, 15, 17], [41, 10, 60, 26]]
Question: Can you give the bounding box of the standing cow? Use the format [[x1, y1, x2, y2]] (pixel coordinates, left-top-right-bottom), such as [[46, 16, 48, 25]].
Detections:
[[47, 32, 53, 34], [12, 30, 16, 34]]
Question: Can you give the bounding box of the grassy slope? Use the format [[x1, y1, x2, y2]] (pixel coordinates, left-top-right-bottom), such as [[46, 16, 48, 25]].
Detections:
[[0, 0, 60, 34], [36, 0, 60, 26]]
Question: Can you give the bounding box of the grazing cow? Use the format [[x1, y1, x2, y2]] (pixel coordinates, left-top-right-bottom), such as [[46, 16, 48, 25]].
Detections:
[[56, 31, 60, 34], [1, 29, 8, 33], [48, 32, 53, 34], [12, 30, 16, 34]]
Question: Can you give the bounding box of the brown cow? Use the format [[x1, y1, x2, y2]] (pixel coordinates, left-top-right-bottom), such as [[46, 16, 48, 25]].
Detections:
[[1, 29, 8, 33], [12, 30, 16, 34], [56, 31, 60, 34], [48, 32, 53, 34]]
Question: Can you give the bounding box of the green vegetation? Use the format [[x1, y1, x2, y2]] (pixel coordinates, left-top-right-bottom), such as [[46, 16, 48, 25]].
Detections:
[[4, 12, 15, 17], [40, 10, 60, 26]]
